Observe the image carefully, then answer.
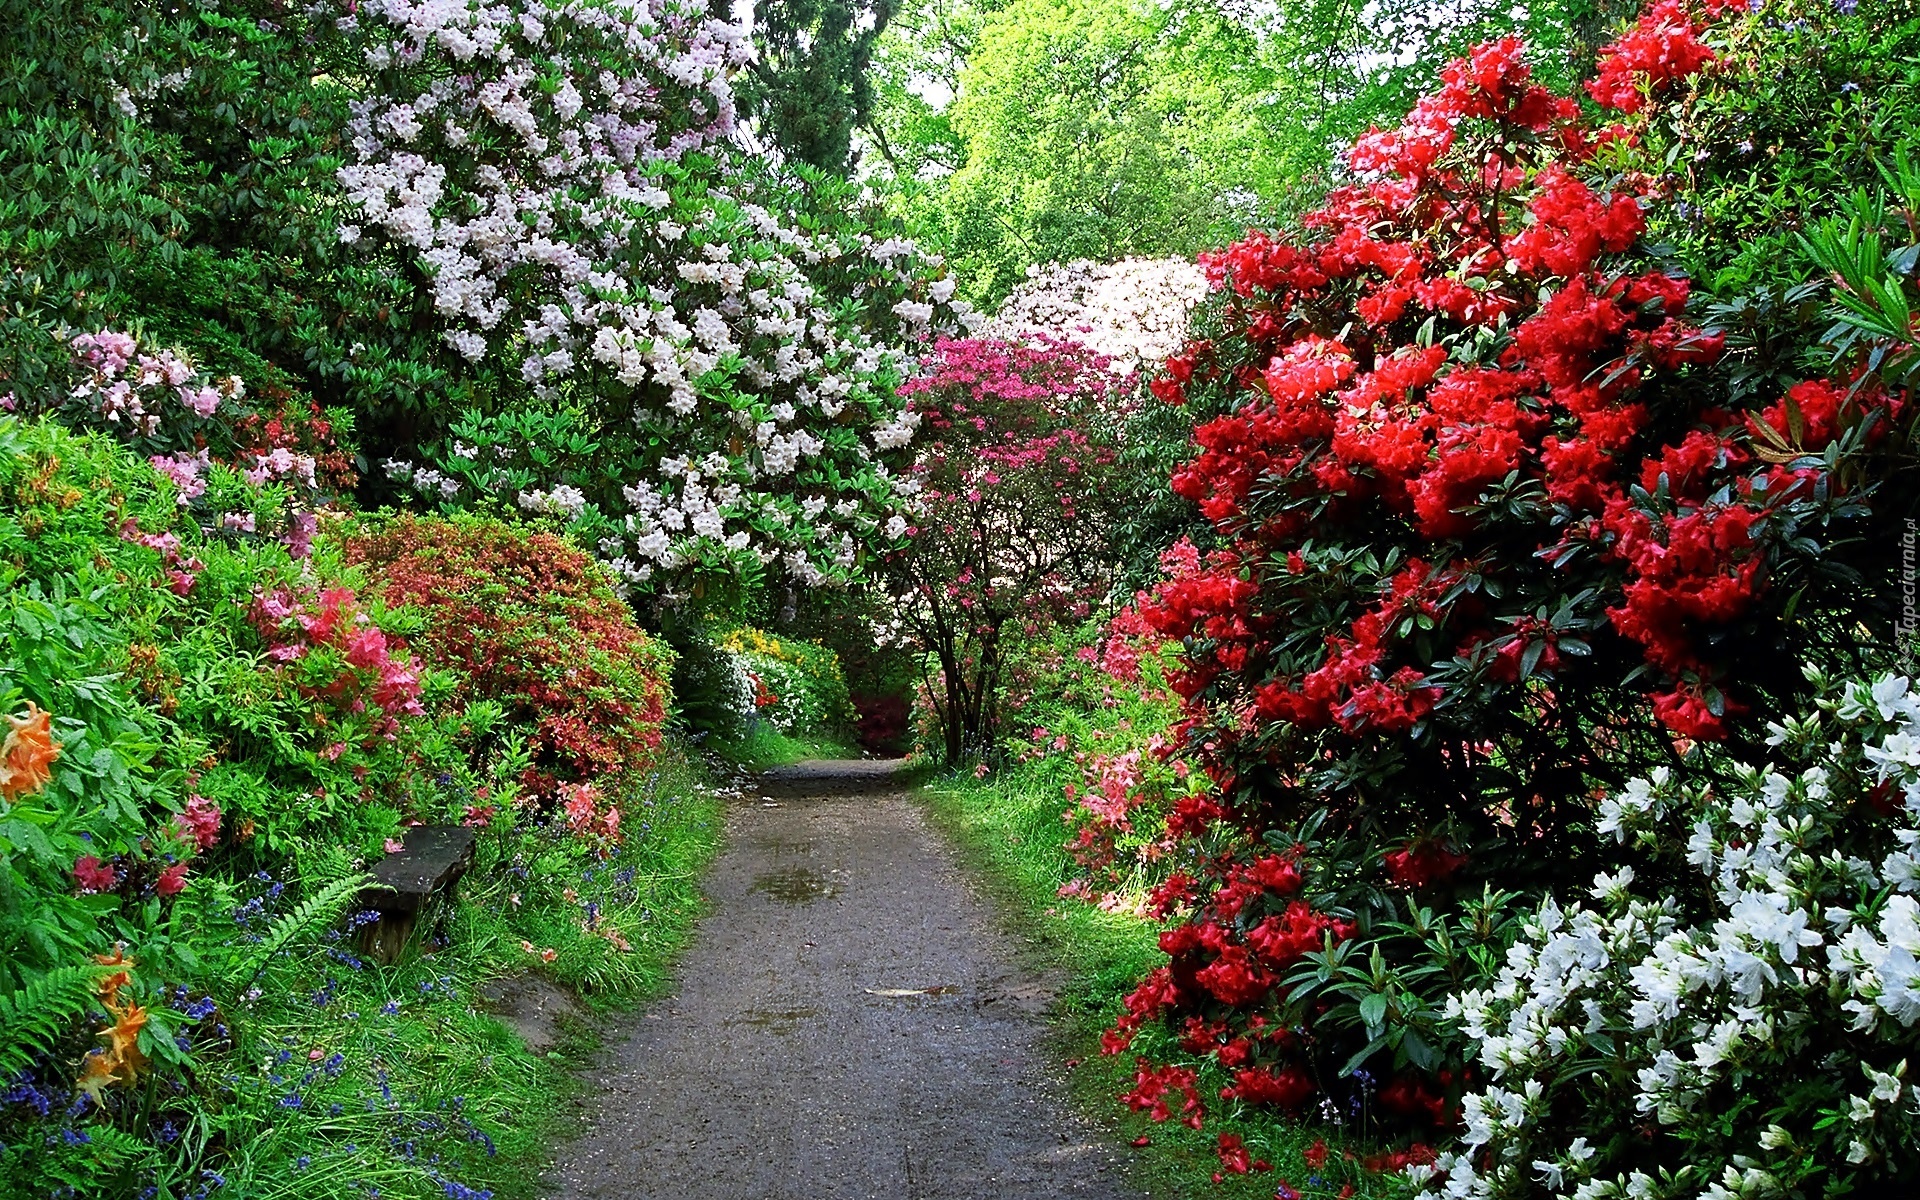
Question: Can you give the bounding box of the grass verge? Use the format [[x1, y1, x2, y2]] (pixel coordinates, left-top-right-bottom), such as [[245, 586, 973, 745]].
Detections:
[[919, 765, 1411, 1200], [699, 722, 863, 771], [105, 745, 728, 1200]]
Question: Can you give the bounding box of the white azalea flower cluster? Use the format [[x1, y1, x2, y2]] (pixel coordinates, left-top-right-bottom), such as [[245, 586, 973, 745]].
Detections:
[[338, 0, 977, 588], [986, 257, 1207, 372], [1424, 669, 1920, 1199]]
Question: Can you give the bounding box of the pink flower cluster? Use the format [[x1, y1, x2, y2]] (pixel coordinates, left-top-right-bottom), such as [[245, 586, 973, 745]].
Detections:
[[253, 585, 424, 739]]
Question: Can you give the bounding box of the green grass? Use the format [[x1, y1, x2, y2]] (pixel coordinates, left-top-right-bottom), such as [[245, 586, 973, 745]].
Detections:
[[15, 746, 729, 1200], [701, 721, 862, 770], [920, 766, 1410, 1200]]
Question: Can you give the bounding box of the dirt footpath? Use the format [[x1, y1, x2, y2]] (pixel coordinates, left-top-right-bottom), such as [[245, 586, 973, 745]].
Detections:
[[542, 759, 1147, 1200]]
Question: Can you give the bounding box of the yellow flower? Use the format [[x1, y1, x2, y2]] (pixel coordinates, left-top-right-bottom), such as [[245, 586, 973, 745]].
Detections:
[[0, 702, 60, 802]]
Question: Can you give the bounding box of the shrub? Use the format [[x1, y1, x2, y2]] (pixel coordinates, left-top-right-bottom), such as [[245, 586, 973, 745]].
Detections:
[[1432, 669, 1920, 1197], [984, 603, 1201, 915], [666, 627, 762, 745], [341, 514, 673, 792], [885, 334, 1126, 762], [718, 628, 856, 743], [1115, 2, 1913, 1145], [0, 416, 711, 1196]]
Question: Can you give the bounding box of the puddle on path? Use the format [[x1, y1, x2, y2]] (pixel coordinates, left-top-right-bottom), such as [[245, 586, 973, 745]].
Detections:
[[750, 866, 837, 904], [864, 984, 959, 998], [733, 1006, 818, 1035]]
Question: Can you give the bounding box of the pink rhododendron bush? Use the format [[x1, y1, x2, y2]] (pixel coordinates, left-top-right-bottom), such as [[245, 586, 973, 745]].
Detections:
[[18, 328, 355, 557], [1060, 0, 1920, 1181]]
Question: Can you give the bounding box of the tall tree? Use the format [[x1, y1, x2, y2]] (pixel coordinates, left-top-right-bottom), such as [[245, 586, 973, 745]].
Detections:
[[733, 0, 901, 173]]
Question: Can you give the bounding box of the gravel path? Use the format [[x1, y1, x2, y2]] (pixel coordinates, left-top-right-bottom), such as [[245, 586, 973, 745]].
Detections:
[[543, 758, 1147, 1200]]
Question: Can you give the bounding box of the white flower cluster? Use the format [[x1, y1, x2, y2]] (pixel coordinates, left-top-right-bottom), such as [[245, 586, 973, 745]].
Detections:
[[337, 0, 975, 587], [1425, 671, 1920, 1199], [986, 257, 1207, 372]]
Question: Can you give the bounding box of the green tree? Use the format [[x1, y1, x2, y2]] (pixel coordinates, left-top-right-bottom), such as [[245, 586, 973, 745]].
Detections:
[[732, 0, 901, 172], [866, 0, 1603, 305]]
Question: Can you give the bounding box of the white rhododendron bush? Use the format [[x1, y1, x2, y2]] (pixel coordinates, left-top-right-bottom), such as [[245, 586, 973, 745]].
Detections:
[[986, 257, 1206, 373], [341, 0, 977, 590], [1425, 668, 1920, 1199]]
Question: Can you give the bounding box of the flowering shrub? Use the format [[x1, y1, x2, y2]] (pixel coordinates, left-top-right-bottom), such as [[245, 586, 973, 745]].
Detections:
[[250, 583, 427, 742], [1039, 610, 1202, 914], [0, 414, 719, 1195], [14, 328, 355, 558], [337, 0, 981, 593], [1431, 669, 1920, 1197], [987, 258, 1209, 374], [884, 335, 1124, 762], [343, 514, 672, 787], [718, 628, 856, 741], [1114, 1, 1913, 1145]]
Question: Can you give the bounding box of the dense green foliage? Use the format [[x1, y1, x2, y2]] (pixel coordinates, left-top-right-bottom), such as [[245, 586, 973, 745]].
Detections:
[[0, 416, 726, 1197], [730, 0, 901, 171], [864, 0, 1613, 304]]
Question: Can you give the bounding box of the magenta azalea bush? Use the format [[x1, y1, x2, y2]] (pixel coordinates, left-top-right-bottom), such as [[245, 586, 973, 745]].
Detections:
[[885, 334, 1125, 761]]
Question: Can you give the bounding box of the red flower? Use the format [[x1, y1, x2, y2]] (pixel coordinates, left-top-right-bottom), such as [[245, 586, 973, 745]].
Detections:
[[155, 861, 191, 898], [1383, 840, 1471, 888], [1588, 0, 1717, 114], [74, 856, 117, 894], [1225, 1064, 1316, 1109]]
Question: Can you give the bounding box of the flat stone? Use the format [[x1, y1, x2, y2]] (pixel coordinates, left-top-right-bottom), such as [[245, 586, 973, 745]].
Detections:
[[357, 824, 479, 963], [479, 974, 583, 1053], [362, 825, 478, 914]]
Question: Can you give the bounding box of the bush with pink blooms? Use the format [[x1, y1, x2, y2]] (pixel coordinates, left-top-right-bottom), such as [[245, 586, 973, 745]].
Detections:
[[885, 334, 1129, 762], [0, 414, 716, 1196]]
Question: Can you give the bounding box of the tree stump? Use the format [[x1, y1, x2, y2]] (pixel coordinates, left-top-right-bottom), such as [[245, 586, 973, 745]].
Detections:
[[357, 825, 478, 964]]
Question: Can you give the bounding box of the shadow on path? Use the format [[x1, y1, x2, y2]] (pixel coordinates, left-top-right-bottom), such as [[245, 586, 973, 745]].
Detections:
[[543, 759, 1147, 1200]]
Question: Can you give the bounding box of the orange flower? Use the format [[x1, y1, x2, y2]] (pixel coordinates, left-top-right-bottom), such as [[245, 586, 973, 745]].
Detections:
[[74, 998, 149, 1107], [93, 945, 133, 1006], [98, 1002, 148, 1073], [0, 702, 60, 801], [75, 1050, 119, 1108]]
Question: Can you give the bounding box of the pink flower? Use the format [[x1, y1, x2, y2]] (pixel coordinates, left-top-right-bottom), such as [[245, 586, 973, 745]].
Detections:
[[173, 794, 222, 852], [156, 861, 190, 897], [74, 856, 118, 893]]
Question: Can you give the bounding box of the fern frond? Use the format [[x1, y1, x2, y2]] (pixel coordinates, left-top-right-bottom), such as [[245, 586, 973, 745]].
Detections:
[[0, 964, 110, 1080], [228, 873, 369, 994]]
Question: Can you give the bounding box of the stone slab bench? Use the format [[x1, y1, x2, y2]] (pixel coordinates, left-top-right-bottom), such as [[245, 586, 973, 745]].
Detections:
[[357, 824, 478, 964]]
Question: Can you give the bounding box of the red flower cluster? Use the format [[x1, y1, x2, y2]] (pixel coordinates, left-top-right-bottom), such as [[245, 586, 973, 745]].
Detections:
[[253, 583, 425, 739], [1123, 1058, 1205, 1128], [344, 515, 671, 788], [1586, 0, 1719, 114], [1106, 0, 1914, 1144]]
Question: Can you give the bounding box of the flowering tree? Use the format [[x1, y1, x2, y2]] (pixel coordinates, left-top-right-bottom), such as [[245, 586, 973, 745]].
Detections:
[[884, 335, 1122, 762], [986, 257, 1209, 374], [1110, 0, 1914, 1141], [337, 0, 977, 593]]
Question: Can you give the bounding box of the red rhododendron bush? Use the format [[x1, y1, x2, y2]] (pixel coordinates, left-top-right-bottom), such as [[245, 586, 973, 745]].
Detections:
[[343, 514, 673, 807], [1106, 0, 1915, 1162]]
